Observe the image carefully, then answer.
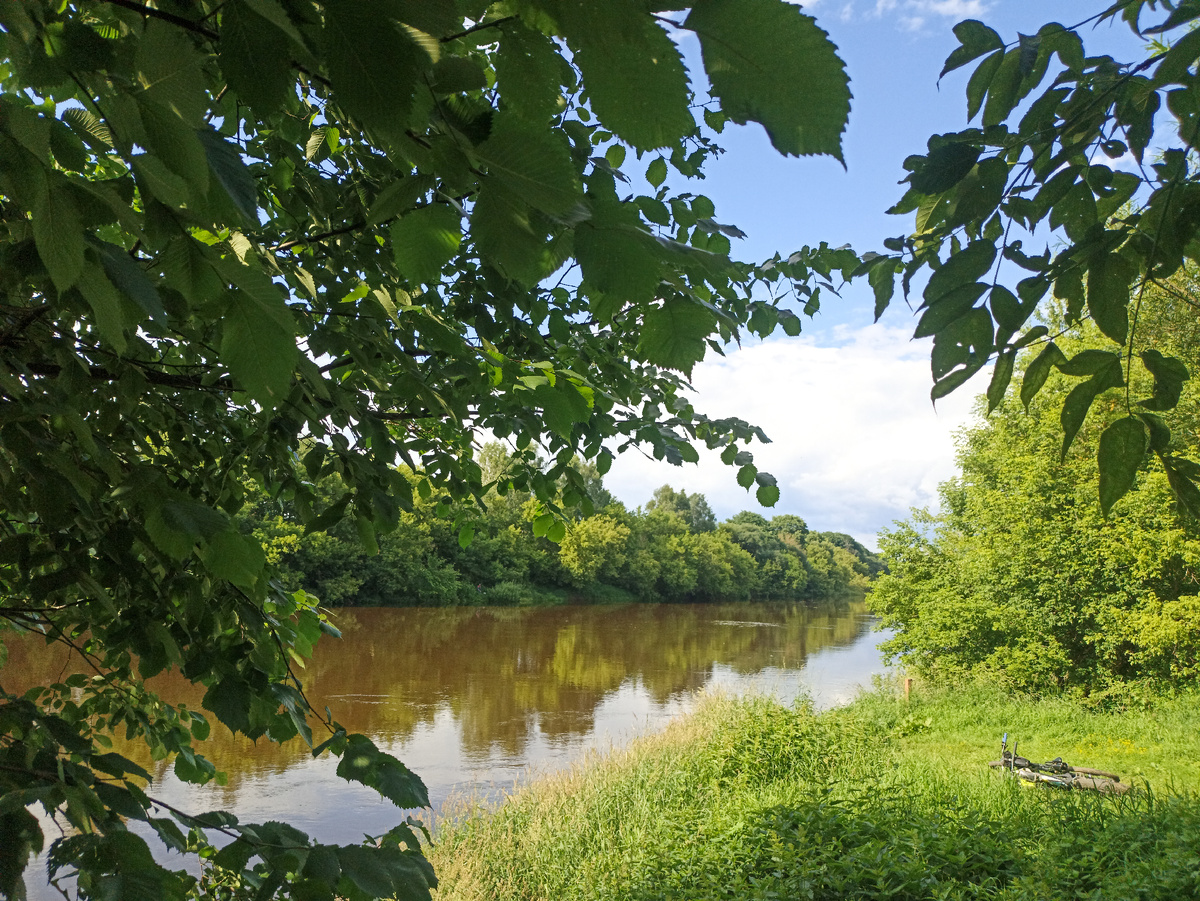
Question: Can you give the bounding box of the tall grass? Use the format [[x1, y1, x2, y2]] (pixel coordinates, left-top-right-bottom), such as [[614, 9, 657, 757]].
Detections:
[[430, 685, 1200, 901]]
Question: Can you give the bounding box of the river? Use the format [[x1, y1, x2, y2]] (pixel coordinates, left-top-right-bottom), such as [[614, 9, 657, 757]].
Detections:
[[4, 598, 890, 898]]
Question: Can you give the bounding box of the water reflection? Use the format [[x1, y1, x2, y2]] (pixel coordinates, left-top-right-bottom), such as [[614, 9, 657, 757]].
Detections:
[[5, 599, 889, 898]]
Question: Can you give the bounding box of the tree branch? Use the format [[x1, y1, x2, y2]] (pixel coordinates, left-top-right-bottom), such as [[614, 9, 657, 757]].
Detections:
[[97, 0, 220, 40], [22, 360, 236, 392], [441, 15, 517, 44]]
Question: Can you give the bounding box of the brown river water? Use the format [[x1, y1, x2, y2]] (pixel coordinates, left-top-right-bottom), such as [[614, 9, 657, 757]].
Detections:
[[4, 599, 890, 897]]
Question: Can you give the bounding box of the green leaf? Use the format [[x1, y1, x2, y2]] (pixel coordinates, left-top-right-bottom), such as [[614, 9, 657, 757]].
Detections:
[[909, 143, 983, 195], [430, 56, 487, 94], [198, 129, 258, 224], [646, 157, 668, 188], [940, 19, 1004, 79], [220, 280, 299, 407], [637, 297, 717, 376], [33, 181, 85, 292], [160, 498, 229, 539], [966, 49, 1004, 122], [755, 484, 780, 507], [96, 241, 166, 322], [474, 113, 582, 216], [495, 21, 567, 122], [134, 19, 208, 125], [1060, 361, 1123, 460], [1020, 341, 1066, 409], [686, 0, 850, 160], [336, 734, 429, 808], [1165, 457, 1200, 517], [924, 241, 996, 305], [220, 0, 293, 113], [1057, 349, 1122, 377], [76, 260, 127, 354], [1098, 417, 1147, 515], [532, 379, 593, 440], [1139, 348, 1190, 411], [1086, 251, 1134, 345], [137, 98, 209, 195], [570, 18, 692, 151], [737, 464, 757, 488], [913, 282, 986, 339], [576, 199, 663, 304], [367, 175, 436, 226], [391, 205, 462, 286], [199, 530, 266, 588], [986, 349, 1015, 413], [547, 520, 567, 543], [323, 0, 432, 140], [470, 182, 551, 285]]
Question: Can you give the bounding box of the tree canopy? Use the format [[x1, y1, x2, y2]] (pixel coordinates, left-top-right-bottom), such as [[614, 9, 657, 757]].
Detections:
[[866, 0, 1200, 518], [0, 0, 856, 898], [871, 285, 1200, 697]]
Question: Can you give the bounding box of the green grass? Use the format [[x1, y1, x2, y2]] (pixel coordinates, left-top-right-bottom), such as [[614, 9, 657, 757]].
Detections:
[[429, 684, 1200, 901]]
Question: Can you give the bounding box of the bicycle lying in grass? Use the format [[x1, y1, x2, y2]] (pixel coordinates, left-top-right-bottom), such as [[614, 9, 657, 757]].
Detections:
[[988, 733, 1130, 794]]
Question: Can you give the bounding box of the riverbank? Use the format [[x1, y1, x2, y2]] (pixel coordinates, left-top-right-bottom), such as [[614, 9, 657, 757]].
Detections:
[[429, 684, 1200, 900]]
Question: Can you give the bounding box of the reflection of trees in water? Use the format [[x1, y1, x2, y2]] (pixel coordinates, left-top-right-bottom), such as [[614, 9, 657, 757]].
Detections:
[[0, 599, 872, 785]]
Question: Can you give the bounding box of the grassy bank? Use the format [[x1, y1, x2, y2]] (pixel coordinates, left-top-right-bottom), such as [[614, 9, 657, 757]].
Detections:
[[430, 685, 1200, 900]]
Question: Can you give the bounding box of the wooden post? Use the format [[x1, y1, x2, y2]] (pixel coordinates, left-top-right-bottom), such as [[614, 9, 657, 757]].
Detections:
[[904, 677, 913, 701]]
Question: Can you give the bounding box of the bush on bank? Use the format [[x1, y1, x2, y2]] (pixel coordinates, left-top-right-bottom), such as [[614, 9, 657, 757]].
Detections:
[[430, 686, 1200, 901]]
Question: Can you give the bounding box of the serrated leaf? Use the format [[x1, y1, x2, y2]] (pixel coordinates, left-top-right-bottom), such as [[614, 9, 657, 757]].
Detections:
[[474, 113, 582, 215], [76, 260, 127, 354], [220, 282, 298, 407], [986, 349, 1015, 413], [33, 181, 85, 292], [737, 464, 757, 488], [135, 19, 208, 125], [471, 182, 550, 285], [495, 21, 566, 122], [1098, 416, 1147, 515], [137, 98, 209, 195], [637, 297, 717, 376], [430, 56, 487, 94], [199, 530, 266, 588], [570, 19, 692, 151], [198, 129, 258, 224], [220, 0, 292, 113], [756, 484, 780, 506], [687, 0, 850, 160], [532, 379, 592, 439], [367, 174, 436, 226], [576, 199, 663, 303], [96, 241, 166, 322], [391, 204, 461, 286], [323, 0, 431, 139]]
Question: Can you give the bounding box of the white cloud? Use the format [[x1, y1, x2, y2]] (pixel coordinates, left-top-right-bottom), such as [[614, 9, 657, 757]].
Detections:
[[846, 0, 988, 25], [604, 324, 981, 549]]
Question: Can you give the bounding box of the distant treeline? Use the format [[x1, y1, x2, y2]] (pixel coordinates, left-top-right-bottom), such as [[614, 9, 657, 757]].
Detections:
[[240, 451, 882, 608]]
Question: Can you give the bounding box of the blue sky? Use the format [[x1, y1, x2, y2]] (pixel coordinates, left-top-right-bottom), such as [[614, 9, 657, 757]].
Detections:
[[603, 1, 1148, 547]]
